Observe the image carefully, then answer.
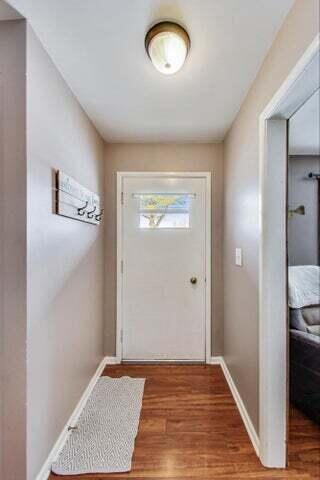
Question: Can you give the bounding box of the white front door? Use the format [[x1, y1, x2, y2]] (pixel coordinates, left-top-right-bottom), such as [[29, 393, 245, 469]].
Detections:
[[120, 174, 210, 361]]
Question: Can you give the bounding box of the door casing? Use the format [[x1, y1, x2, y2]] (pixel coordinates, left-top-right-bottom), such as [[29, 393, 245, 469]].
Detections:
[[116, 172, 212, 363], [259, 34, 320, 468]]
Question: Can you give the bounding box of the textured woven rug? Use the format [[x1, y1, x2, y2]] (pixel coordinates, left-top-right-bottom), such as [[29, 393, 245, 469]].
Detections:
[[51, 376, 145, 475]]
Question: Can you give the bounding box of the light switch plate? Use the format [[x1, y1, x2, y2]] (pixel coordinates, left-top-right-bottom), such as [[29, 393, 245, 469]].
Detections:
[[235, 248, 242, 266]]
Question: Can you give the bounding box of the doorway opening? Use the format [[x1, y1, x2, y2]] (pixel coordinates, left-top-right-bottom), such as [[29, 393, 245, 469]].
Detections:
[[259, 35, 320, 468], [287, 87, 320, 468]]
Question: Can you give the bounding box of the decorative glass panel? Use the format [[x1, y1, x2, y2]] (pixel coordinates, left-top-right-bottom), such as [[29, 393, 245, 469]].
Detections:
[[135, 193, 193, 229]]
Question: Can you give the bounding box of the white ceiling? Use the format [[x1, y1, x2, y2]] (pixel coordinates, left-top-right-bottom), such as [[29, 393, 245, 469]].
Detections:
[[7, 0, 294, 143], [289, 89, 320, 156], [0, 0, 21, 20]]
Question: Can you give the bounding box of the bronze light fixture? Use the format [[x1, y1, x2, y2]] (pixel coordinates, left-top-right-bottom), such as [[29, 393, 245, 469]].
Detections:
[[145, 21, 191, 75]]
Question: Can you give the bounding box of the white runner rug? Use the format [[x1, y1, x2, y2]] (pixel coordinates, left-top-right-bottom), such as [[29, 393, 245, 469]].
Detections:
[[51, 376, 145, 475]]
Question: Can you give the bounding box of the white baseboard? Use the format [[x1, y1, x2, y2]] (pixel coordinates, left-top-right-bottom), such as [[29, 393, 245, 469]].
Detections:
[[122, 359, 205, 364], [219, 358, 260, 457], [36, 356, 109, 480], [207, 356, 224, 365], [104, 356, 121, 364], [207, 356, 259, 456]]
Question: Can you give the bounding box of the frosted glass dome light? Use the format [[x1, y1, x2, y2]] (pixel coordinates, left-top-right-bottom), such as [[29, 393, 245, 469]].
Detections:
[[145, 22, 190, 75]]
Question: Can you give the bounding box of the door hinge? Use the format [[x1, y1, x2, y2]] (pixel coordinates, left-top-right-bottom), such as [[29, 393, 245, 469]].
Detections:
[[121, 260, 124, 274], [120, 329, 123, 343], [121, 191, 124, 205]]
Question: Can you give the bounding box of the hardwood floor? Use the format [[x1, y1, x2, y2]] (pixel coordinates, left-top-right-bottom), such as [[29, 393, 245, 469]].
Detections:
[[50, 364, 320, 479]]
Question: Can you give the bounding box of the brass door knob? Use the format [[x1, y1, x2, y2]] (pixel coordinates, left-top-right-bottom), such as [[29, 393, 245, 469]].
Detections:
[[190, 277, 197, 285]]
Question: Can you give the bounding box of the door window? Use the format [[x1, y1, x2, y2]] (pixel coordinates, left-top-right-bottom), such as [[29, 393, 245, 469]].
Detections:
[[134, 193, 193, 229]]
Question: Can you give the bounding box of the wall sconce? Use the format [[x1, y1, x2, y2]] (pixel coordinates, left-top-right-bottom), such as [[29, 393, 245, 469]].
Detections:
[[288, 205, 305, 219]]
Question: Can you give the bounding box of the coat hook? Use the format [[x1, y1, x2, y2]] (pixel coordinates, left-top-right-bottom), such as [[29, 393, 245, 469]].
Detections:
[[87, 205, 97, 219], [95, 208, 104, 221], [77, 201, 88, 216]]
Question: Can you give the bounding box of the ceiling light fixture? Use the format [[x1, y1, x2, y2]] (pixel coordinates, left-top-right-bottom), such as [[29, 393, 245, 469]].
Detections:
[[145, 21, 190, 75]]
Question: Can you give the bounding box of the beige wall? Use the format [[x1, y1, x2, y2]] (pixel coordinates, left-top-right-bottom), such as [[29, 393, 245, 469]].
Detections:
[[2, 2, 319, 477], [104, 143, 224, 356], [223, 0, 320, 432], [26, 26, 105, 479], [0, 19, 27, 480]]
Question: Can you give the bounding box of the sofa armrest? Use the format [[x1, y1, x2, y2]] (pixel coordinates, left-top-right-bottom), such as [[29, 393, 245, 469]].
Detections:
[[290, 329, 320, 346], [290, 329, 320, 423], [290, 329, 320, 372]]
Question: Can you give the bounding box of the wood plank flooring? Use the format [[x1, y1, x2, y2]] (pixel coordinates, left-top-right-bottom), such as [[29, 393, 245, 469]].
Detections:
[[50, 364, 320, 479]]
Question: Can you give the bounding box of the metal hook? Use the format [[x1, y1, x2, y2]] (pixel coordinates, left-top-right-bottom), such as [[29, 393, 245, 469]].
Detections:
[[95, 208, 104, 221], [77, 201, 88, 216], [87, 205, 97, 219]]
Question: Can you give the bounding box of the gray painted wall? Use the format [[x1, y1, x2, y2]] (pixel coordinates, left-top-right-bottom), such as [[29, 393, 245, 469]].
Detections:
[[0, 19, 27, 480], [223, 0, 319, 433], [288, 156, 320, 266], [104, 143, 224, 356], [26, 26, 105, 479]]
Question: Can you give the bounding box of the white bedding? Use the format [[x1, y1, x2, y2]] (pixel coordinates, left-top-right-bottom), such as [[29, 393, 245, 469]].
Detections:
[[288, 265, 320, 309]]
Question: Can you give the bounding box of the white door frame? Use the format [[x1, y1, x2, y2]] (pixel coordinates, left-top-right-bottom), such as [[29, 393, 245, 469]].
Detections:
[[259, 34, 319, 468], [116, 171, 212, 363]]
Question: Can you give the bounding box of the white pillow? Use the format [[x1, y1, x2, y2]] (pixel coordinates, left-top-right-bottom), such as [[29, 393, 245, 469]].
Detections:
[[307, 325, 320, 337], [288, 265, 320, 309]]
